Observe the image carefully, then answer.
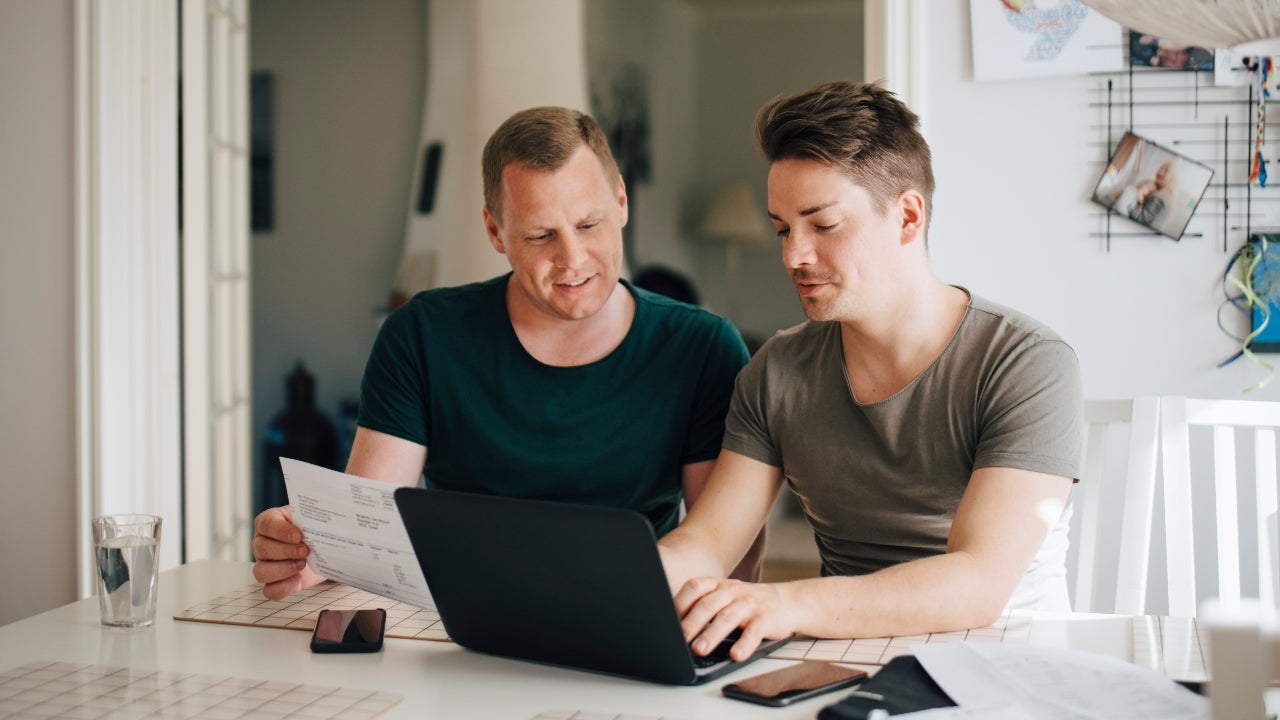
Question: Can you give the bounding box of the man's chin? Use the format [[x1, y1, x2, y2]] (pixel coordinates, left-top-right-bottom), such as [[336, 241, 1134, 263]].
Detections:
[[798, 297, 836, 322], [546, 297, 607, 321]]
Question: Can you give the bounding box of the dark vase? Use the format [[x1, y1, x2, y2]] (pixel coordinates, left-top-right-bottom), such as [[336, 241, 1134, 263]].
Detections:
[[259, 362, 339, 516]]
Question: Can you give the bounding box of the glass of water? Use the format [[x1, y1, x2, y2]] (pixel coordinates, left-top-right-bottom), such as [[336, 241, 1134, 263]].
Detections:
[[92, 514, 162, 629]]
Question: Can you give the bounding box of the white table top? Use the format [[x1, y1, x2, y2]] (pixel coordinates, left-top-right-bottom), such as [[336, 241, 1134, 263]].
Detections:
[[0, 560, 1240, 719]]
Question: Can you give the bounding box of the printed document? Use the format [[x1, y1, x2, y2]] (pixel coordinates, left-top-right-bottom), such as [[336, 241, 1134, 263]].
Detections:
[[912, 642, 1208, 720], [280, 458, 434, 609]]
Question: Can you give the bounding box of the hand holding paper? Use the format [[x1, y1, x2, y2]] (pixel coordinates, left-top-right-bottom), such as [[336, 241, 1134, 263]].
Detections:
[[281, 458, 434, 609]]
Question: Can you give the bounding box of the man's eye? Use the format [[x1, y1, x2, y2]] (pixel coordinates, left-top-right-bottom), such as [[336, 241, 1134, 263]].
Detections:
[[775, 228, 790, 239]]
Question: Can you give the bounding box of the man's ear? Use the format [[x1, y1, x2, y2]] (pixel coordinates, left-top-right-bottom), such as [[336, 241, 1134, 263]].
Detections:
[[482, 206, 506, 255], [898, 189, 927, 246], [617, 176, 629, 228]]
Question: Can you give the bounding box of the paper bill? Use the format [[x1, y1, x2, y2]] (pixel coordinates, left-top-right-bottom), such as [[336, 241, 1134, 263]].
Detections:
[[280, 457, 433, 609]]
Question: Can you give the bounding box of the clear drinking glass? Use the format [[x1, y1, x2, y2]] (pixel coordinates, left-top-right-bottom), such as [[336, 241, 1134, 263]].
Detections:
[[92, 514, 162, 629]]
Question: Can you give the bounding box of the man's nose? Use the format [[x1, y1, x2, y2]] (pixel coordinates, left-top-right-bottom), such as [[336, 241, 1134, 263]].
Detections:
[[782, 231, 814, 269], [556, 232, 590, 268]]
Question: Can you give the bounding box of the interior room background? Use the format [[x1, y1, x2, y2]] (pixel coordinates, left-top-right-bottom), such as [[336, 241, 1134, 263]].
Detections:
[[5, 0, 1277, 626]]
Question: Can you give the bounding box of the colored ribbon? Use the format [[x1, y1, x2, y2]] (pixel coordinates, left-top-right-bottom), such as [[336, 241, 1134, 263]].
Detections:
[[1251, 57, 1271, 187], [1218, 236, 1275, 392]]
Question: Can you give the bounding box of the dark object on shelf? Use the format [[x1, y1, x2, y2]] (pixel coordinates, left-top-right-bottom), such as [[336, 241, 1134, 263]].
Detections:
[[416, 142, 443, 215], [251, 72, 274, 232], [259, 362, 339, 516]]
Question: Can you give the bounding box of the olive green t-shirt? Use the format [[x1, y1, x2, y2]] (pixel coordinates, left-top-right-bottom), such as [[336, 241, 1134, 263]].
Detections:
[[723, 290, 1084, 610], [357, 274, 749, 535]]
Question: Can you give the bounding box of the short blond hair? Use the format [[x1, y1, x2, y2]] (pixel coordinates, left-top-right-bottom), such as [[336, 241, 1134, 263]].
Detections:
[[482, 107, 620, 223]]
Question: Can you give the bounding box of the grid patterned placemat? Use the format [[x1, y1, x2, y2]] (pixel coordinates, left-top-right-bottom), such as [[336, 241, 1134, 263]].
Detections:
[[175, 581, 450, 641], [0, 661, 401, 719], [768, 612, 1031, 666], [179, 584, 1035, 660]]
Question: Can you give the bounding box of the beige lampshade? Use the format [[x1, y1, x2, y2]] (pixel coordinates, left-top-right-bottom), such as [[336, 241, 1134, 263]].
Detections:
[[701, 183, 774, 247], [1081, 0, 1280, 55]]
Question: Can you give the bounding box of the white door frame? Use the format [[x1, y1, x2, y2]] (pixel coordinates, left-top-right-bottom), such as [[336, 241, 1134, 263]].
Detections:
[[74, 0, 183, 596], [74, 0, 252, 595], [182, 0, 254, 563], [864, 0, 926, 123]]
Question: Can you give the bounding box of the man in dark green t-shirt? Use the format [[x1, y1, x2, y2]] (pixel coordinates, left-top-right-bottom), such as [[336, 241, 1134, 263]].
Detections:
[[251, 106, 758, 601]]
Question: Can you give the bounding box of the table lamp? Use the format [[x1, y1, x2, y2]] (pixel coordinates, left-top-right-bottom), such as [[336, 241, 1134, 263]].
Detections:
[[701, 183, 774, 325]]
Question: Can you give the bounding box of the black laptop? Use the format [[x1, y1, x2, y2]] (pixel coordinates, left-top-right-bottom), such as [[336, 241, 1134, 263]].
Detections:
[[393, 487, 789, 685]]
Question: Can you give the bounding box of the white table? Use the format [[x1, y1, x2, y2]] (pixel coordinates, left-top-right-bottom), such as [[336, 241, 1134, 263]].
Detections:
[[0, 560, 1256, 719]]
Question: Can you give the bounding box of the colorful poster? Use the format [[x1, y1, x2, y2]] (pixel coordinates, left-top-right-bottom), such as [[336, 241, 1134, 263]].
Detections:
[[971, 1, 1125, 81]]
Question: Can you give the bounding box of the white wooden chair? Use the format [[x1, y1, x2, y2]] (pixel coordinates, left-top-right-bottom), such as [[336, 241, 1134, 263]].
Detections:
[[1159, 396, 1280, 616], [1072, 396, 1161, 613]]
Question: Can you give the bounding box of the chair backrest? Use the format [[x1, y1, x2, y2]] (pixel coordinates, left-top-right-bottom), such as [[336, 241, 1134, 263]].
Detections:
[[1073, 396, 1161, 614], [1159, 396, 1280, 616]]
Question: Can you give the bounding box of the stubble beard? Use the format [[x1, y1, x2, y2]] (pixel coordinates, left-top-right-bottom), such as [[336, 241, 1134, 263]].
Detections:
[[792, 270, 842, 322]]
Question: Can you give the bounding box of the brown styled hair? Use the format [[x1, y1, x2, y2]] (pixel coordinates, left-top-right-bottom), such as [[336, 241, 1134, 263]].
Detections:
[[755, 80, 935, 221]]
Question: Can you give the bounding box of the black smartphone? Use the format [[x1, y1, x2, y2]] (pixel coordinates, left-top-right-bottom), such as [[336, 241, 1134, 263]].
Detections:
[[309, 608, 387, 653], [722, 660, 868, 707]]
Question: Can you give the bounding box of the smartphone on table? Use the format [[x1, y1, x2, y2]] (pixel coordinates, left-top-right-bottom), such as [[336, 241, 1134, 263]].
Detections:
[[310, 608, 387, 653], [722, 660, 868, 707]]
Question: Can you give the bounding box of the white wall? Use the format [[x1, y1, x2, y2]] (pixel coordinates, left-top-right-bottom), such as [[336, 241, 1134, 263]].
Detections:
[[0, 0, 77, 625], [920, 0, 1276, 612], [923, 1, 1278, 403], [251, 0, 426, 497]]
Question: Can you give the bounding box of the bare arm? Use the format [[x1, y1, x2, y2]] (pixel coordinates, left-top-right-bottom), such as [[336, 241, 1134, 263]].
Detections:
[[344, 426, 428, 486], [680, 456, 769, 582], [670, 463, 1071, 661], [660, 450, 785, 590], [251, 427, 426, 599]]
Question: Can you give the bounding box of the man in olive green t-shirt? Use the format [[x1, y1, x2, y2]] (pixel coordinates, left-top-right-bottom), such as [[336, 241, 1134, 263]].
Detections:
[[251, 107, 759, 601], [659, 80, 1083, 662]]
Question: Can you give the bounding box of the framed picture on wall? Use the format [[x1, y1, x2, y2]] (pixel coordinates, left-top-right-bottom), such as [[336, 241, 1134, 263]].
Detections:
[[1091, 132, 1215, 241], [1129, 32, 1214, 71]]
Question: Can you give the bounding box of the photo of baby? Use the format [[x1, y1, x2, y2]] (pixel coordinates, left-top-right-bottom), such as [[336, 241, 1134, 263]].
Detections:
[[1113, 178, 1156, 217], [1129, 32, 1214, 71], [1092, 132, 1215, 241]]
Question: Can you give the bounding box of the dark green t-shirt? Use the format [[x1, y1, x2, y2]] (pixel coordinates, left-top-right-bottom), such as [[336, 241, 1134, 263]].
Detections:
[[357, 274, 749, 535]]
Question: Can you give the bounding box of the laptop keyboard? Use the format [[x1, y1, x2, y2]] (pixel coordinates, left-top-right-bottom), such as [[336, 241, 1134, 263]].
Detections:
[[691, 629, 742, 669]]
